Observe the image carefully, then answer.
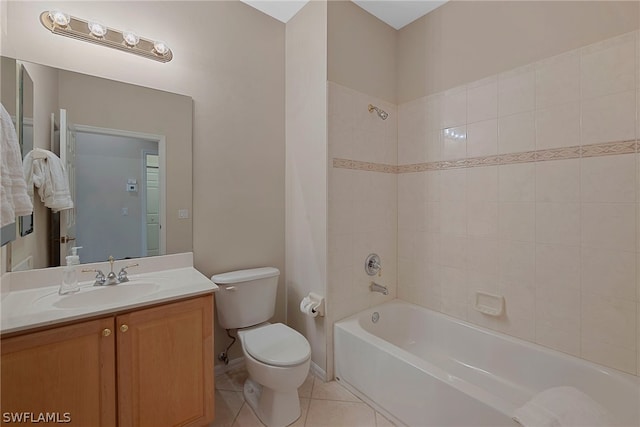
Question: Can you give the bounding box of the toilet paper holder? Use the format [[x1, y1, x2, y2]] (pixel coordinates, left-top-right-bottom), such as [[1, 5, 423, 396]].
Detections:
[[300, 292, 325, 317]]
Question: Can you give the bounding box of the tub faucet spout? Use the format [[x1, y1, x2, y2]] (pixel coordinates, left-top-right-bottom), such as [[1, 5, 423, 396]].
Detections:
[[370, 282, 389, 295]]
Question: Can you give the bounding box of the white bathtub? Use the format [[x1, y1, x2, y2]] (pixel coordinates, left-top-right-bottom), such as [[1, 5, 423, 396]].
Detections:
[[334, 300, 640, 427]]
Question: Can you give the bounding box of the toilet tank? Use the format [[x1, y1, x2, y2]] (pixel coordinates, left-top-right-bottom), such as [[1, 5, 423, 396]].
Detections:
[[211, 267, 280, 330]]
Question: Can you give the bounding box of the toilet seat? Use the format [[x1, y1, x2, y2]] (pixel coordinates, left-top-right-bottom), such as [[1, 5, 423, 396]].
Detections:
[[243, 323, 311, 367]]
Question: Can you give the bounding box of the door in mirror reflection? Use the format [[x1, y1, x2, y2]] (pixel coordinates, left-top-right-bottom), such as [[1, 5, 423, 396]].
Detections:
[[145, 153, 160, 257], [74, 128, 162, 264]]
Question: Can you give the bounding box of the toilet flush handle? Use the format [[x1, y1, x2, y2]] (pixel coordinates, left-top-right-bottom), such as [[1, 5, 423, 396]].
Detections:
[[224, 286, 237, 291]]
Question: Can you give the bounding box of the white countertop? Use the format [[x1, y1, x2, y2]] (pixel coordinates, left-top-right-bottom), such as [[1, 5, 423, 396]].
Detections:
[[0, 253, 218, 335]]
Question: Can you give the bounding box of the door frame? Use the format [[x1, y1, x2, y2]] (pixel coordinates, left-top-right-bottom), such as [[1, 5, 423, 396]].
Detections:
[[141, 149, 160, 256]]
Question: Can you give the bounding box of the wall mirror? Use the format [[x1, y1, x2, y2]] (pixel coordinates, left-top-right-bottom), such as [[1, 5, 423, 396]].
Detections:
[[2, 56, 193, 270]]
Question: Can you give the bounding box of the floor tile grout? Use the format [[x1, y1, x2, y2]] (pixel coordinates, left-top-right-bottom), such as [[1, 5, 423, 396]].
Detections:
[[214, 368, 396, 427]]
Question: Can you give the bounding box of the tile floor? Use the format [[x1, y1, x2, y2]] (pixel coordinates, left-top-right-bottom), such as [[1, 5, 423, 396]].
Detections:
[[212, 365, 396, 427]]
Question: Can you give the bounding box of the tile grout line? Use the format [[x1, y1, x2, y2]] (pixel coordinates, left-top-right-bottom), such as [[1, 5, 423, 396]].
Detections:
[[230, 401, 245, 427], [301, 375, 314, 427]]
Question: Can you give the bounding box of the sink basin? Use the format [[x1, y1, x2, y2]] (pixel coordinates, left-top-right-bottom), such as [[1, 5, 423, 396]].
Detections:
[[35, 281, 160, 309]]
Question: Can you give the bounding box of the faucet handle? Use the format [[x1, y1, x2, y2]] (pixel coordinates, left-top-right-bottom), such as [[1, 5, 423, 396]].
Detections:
[[82, 268, 106, 286], [365, 254, 382, 276], [117, 263, 139, 283]]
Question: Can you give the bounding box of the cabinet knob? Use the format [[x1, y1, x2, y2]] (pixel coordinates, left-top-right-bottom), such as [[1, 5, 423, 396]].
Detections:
[[102, 328, 112, 337], [120, 324, 129, 333]]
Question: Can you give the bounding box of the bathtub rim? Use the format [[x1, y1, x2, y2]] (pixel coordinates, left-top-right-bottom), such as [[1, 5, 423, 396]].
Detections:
[[335, 298, 640, 426], [334, 299, 521, 425], [335, 298, 640, 387]]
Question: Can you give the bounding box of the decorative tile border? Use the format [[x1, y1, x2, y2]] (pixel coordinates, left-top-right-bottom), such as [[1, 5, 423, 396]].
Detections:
[[333, 140, 638, 174], [581, 140, 636, 158], [332, 158, 397, 174]]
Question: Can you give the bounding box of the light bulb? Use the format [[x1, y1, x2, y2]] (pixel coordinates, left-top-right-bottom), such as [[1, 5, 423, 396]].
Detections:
[[153, 41, 170, 56], [88, 21, 108, 38], [122, 31, 140, 47], [49, 10, 70, 27]]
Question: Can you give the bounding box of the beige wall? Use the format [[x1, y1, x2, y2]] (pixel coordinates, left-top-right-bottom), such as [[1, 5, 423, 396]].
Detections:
[[328, 0, 397, 104], [1, 56, 16, 116], [2, 0, 286, 362], [285, 0, 328, 375], [398, 0, 640, 103]]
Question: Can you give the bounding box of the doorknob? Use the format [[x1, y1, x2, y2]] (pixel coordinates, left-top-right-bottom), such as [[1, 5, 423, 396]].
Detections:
[[58, 236, 76, 243]]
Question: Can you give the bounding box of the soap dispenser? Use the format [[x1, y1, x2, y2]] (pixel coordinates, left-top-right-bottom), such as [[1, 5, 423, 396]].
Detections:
[[60, 246, 82, 295]]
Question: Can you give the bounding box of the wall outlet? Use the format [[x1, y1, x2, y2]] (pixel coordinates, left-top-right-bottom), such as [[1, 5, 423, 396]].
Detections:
[[121, 207, 129, 216], [178, 209, 189, 219]]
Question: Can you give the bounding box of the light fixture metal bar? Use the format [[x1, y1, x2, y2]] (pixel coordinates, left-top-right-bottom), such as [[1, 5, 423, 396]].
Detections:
[[40, 11, 173, 63]]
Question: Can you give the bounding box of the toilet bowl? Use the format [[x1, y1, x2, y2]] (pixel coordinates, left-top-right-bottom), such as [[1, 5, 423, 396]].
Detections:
[[211, 268, 312, 427], [238, 323, 311, 427]]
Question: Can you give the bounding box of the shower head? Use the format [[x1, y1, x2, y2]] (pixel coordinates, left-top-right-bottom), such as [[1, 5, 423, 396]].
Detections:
[[368, 104, 389, 120]]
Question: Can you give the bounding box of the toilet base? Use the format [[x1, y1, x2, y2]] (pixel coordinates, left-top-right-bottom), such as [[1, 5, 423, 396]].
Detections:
[[243, 378, 301, 427]]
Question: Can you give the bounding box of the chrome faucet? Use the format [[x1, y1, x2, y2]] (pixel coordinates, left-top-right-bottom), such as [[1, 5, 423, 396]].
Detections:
[[105, 256, 118, 285], [82, 256, 138, 286], [370, 281, 389, 295]]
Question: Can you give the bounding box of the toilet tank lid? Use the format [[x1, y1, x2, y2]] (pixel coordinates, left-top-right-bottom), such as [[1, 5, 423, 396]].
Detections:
[[211, 267, 280, 284]]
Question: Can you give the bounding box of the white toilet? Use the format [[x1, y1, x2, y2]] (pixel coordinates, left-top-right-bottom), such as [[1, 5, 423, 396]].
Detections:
[[212, 267, 311, 427]]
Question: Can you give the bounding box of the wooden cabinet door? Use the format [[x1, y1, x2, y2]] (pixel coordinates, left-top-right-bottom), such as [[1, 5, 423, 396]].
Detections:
[[1, 317, 116, 426], [117, 295, 214, 427]]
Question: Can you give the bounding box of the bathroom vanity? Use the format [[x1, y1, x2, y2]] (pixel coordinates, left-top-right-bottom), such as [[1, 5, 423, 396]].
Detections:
[[0, 253, 216, 427]]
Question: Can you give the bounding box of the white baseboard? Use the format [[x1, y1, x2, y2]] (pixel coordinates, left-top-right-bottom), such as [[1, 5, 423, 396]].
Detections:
[[310, 360, 327, 382]]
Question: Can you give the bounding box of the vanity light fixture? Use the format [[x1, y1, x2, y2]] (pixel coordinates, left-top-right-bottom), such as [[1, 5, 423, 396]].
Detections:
[[40, 11, 173, 63], [153, 41, 170, 56], [87, 21, 108, 38], [48, 10, 70, 27], [122, 31, 140, 48]]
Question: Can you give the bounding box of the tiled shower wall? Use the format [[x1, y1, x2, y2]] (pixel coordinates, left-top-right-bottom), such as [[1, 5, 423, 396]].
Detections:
[[327, 82, 398, 323], [395, 31, 640, 375], [326, 81, 397, 377]]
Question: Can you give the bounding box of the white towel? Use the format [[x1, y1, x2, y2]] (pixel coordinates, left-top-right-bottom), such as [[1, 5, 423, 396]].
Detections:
[[513, 386, 610, 427], [23, 148, 74, 212], [1, 103, 33, 227]]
